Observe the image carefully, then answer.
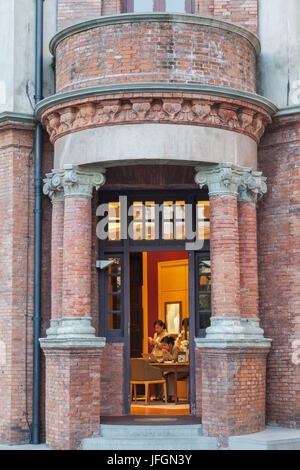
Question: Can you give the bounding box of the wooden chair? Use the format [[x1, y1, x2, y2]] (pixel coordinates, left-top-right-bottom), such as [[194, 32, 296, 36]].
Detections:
[[130, 358, 167, 405]]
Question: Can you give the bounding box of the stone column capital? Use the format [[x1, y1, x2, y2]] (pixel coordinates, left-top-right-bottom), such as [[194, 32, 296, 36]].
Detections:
[[62, 164, 106, 198], [195, 163, 246, 197], [43, 165, 107, 201], [195, 163, 267, 202], [238, 170, 267, 203], [43, 169, 64, 204]]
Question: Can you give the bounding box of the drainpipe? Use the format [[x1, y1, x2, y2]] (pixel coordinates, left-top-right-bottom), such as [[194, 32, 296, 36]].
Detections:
[[32, 0, 44, 445]]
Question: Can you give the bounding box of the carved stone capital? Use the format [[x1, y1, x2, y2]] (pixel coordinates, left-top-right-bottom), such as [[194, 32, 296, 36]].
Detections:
[[43, 170, 64, 204], [195, 163, 247, 197], [195, 163, 267, 202], [43, 166, 107, 201], [62, 164, 106, 198], [238, 170, 267, 203]]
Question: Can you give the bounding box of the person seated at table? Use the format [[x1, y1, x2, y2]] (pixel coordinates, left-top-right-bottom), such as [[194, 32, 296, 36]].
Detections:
[[161, 336, 179, 362], [175, 318, 189, 351], [148, 320, 168, 400], [148, 320, 168, 361], [161, 336, 189, 403]]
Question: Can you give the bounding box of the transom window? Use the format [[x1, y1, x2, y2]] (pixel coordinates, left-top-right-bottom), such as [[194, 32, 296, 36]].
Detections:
[[125, 0, 194, 13], [104, 198, 210, 242]]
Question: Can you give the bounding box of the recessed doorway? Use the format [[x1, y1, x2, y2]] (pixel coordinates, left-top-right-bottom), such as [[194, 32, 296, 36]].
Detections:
[[130, 251, 190, 416]]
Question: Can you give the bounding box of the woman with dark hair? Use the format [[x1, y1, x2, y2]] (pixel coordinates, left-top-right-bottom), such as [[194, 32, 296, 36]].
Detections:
[[148, 320, 168, 400], [148, 320, 168, 360]]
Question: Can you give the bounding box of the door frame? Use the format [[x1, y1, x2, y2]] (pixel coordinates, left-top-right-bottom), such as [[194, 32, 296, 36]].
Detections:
[[98, 189, 210, 415]]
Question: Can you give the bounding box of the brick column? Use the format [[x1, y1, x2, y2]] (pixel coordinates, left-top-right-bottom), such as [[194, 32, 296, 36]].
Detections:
[[40, 165, 106, 450], [43, 171, 64, 337], [195, 163, 271, 448], [238, 172, 268, 337]]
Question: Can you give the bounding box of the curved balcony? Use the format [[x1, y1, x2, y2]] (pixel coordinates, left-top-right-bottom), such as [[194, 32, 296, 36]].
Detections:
[[51, 13, 260, 94], [37, 14, 278, 171]]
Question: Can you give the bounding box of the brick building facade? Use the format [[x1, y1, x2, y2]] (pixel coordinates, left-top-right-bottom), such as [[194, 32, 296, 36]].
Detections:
[[0, 0, 299, 450]]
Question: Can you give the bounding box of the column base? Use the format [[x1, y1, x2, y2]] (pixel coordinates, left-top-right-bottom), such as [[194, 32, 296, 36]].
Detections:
[[195, 318, 271, 448], [41, 317, 106, 349], [195, 317, 272, 349], [40, 317, 106, 450]]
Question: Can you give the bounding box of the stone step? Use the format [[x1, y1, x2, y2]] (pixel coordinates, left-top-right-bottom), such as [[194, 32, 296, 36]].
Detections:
[[100, 424, 202, 438], [82, 424, 218, 450], [229, 427, 300, 450]]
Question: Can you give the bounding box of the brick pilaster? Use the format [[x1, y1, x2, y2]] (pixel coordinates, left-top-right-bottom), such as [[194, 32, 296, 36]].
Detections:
[[40, 164, 106, 450], [195, 163, 271, 447]]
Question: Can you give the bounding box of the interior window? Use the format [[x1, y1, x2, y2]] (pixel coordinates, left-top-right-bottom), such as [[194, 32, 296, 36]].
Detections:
[[165, 0, 186, 13], [126, 0, 193, 13], [133, 0, 153, 12]]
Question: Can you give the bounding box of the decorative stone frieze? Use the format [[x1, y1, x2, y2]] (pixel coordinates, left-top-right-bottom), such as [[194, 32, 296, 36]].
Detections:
[[41, 95, 272, 145], [43, 164, 106, 200]]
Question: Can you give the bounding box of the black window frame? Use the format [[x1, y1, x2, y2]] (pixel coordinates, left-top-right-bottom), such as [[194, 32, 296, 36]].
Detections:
[[98, 189, 210, 342], [195, 252, 212, 338]]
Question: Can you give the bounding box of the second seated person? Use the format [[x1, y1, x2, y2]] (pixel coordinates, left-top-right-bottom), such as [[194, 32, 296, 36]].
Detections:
[[161, 336, 188, 403], [148, 320, 168, 400]]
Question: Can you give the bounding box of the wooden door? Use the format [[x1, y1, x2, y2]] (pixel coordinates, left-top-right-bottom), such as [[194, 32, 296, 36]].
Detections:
[[130, 253, 143, 358]]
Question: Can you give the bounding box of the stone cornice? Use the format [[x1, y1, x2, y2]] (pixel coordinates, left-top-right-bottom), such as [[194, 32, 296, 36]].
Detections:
[[38, 92, 273, 145], [35, 84, 277, 119], [49, 13, 261, 56], [0, 111, 36, 130], [275, 105, 300, 118]]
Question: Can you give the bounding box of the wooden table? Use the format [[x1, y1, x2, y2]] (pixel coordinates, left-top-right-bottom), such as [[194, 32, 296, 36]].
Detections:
[[151, 362, 190, 404]]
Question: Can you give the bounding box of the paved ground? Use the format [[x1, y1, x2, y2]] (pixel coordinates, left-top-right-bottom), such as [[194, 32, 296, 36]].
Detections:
[[0, 444, 49, 451]]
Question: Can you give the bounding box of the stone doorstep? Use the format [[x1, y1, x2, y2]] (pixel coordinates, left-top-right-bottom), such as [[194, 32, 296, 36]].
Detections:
[[81, 423, 218, 450], [1, 427, 299, 450], [229, 427, 300, 450]]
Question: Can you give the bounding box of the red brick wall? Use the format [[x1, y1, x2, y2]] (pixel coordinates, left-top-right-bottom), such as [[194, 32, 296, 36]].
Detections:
[[195, 348, 202, 417], [0, 125, 35, 444], [100, 343, 124, 416], [58, 0, 124, 29], [201, 348, 268, 445], [58, 1, 257, 33], [44, 348, 101, 450], [102, 0, 123, 16], [55, 21, 257, 94], [58, 0, 102, 30], [195, 0, 258, 34], [258, 113, 300, 428]]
